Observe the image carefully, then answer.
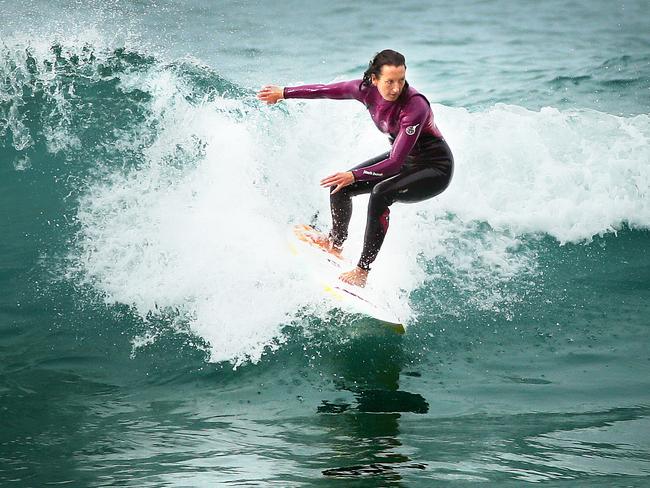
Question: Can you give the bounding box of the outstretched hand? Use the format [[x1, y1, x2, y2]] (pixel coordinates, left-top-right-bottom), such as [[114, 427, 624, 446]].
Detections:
[[257, 85, 284, 105], [320, 171, 355, 194]]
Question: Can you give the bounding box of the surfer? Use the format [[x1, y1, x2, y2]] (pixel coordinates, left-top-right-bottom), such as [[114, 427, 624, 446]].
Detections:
[[257, 49, 453, 287]]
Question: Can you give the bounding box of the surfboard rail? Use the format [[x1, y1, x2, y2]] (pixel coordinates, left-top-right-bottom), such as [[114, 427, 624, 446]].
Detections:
[[289, 224, 405, 333]]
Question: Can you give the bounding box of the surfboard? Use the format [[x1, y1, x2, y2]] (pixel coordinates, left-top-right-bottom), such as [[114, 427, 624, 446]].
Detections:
[[289, 224, 405, 334]]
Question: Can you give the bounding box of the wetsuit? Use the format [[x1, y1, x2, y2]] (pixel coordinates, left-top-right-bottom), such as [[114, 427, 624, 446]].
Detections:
[[284, 79, 454, 270]]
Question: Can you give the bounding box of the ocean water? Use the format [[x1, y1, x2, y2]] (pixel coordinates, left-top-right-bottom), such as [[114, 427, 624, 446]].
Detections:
[[1, 0, 649, 486]]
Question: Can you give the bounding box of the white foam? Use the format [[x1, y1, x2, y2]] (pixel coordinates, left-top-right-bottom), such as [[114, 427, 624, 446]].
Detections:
[[73, 70, 310, 366], [436, 103, 650, 242], [13, 155, 31, 171]]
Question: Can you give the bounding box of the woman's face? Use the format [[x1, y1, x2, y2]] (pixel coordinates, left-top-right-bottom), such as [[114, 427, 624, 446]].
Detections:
[[371, 64, 406, 101]]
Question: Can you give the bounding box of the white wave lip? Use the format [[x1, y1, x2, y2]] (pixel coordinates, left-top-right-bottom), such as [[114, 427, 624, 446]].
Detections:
[[438, 103, 650, 243]]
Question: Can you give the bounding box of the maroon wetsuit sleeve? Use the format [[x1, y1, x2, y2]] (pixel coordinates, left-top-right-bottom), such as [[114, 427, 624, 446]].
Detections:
[[351, 96, 430, 182], [283, 79, 365, 102]]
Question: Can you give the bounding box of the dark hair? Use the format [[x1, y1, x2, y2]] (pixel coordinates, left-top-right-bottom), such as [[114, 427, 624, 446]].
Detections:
[[361, 49, 407, 86]]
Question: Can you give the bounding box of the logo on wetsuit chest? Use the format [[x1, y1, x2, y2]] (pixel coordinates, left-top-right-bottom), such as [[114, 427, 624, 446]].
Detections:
[[405, 123, 420, 136]]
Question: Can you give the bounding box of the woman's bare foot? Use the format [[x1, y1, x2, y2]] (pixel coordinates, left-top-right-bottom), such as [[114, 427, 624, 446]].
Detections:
[[339, 267, 369, 287], [307, 232, 342, 258]]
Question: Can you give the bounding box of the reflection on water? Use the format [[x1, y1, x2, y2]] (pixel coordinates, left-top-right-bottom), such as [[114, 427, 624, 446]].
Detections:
[[4, 332, 650, 486], [314, 328, 429, 484]]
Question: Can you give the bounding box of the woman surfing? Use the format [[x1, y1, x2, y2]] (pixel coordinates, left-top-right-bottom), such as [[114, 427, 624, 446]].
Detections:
[[257, 49, 454, 287]]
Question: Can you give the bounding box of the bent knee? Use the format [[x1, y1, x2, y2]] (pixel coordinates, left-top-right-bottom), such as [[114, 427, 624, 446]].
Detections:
[[369, 184, 395, 207], [330, 186, 351, 201]]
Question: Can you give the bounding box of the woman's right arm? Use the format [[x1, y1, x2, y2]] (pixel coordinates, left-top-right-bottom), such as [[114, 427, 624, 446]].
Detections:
[[257, 80, 363, 105]]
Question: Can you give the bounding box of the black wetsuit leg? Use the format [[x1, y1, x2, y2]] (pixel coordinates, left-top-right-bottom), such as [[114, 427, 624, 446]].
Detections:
[[357, 163, 452, 269], [329, 137, 453, 270], [328, 151, 390, 247]]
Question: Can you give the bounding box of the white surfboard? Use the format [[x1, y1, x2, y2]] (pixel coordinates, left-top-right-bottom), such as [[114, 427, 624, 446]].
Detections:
[[289, 224, 405, 333]]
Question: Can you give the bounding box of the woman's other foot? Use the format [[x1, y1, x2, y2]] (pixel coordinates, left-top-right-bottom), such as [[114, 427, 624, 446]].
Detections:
[[306, 231, 343, 258], [339, 267, 368, 287]]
